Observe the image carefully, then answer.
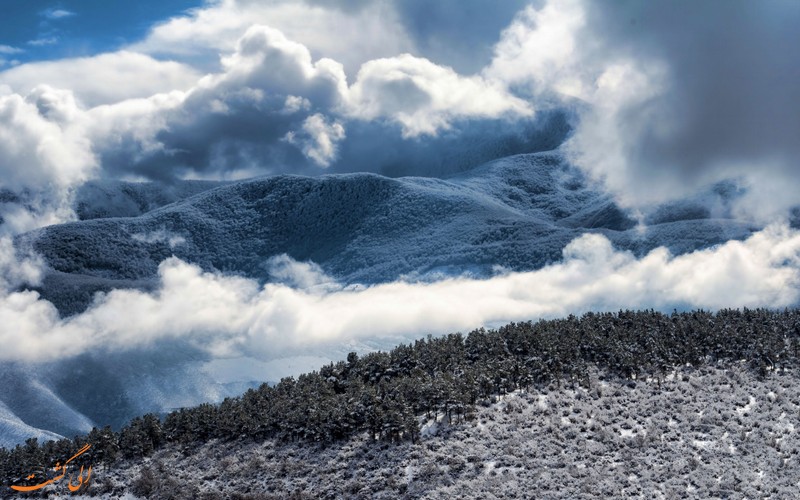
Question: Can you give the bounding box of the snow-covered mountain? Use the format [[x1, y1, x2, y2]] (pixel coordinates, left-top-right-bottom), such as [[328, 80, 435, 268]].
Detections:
[[2, 150, 757, 446], [22, 151, 754, 315]]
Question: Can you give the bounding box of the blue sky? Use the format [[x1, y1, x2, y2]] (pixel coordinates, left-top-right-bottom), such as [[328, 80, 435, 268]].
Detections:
[[0, 0, 201, 64]]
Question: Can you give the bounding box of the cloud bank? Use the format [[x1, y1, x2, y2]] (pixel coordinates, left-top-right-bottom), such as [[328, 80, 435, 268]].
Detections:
[[2, 225, 799, 364]]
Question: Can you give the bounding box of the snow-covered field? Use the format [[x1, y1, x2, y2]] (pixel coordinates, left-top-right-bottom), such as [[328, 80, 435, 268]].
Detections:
[[72, 363, 800, 499]]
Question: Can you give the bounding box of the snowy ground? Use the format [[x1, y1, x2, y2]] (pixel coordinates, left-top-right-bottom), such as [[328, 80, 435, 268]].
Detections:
[[49, 362, 800, 499]]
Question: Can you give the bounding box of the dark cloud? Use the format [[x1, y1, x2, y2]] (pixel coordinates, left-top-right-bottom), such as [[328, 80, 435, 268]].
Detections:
[[574, 0, 800, 214], [265, 0, 530, 73], [390, 0, 531, 73], [92, 24, 546, 182]]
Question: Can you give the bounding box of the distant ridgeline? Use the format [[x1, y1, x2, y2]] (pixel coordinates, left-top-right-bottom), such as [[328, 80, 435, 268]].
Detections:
[[2, 308, 799, 490]]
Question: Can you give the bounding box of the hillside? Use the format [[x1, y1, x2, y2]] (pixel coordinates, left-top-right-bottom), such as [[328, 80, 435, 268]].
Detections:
[[2, 309, 799, 498], [21, 151, 755, 316], [93, 364, 800, 499]]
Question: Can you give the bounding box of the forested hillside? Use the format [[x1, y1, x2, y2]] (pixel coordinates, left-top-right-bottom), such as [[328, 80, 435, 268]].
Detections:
[[2, 308, 800, 497]]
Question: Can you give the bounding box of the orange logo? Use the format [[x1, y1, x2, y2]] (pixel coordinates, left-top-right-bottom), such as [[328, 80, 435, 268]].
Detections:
[[10, 443, 92, 493]]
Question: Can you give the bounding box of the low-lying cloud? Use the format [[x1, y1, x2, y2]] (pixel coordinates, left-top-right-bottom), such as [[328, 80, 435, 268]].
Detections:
[[2, 224, 799, 364]]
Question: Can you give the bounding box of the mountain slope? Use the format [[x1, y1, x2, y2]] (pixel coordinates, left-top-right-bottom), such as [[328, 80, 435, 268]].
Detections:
[[21, 151, 755, 315], [0, 400, 64, 450], [92, 364, 800, 499]]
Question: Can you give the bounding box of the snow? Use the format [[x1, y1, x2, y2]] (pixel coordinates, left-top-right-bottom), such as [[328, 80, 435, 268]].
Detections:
[[24, 151, 755, 315], [0, 399, 63, 449], [736, 396, 756, 416], [74, 363, 800, 498]]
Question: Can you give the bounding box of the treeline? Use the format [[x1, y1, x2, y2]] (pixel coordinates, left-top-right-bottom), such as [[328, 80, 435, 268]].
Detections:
[[3, 308, 800, 491]]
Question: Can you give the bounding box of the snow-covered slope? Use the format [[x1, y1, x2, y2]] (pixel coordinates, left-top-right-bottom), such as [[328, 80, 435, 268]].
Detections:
[[74, 179, 227, 221], [0, 399, 63, 450], [22, 151, 754, 315], [88, 364, 800, 499]]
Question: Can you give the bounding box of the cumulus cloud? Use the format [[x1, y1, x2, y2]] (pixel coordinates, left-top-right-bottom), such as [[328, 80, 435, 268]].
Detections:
[[133, 0, 529, 76], [348, 54, 532, 136], [132, 0, 414, 75], [85, 25, 534, 180], [2, 225, 799, 363]]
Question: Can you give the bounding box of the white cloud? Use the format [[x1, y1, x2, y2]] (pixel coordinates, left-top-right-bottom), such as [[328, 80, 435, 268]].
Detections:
[[348, 54, 532, 136], [0, 88, 95, 231], [0, 45, 23, 55], [563, 61, 670, 207], [282, 95, 310, 114], [2, 224, 799, 363], [216, 25, 349, 107], [0, 237, 43, 290], [485, 0, 587, 97], [284, 113, 345, 167], [41, 8, 75, 20], [27, 37, 59, 47], [132, 228, 187, 249], [132, 0, 413, 75], [0, 51, 201, 107]]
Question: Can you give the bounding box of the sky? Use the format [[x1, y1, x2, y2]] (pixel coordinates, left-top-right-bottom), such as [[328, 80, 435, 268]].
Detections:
[[1, 0, 800, 374], [0, 0, 201, 64]]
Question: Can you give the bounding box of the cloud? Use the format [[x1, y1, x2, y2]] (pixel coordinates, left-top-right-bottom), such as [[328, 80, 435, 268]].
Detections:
[[88, 25, 351, 180], [284, 113, 345, 167], [485, 0, 800, 220], [0, 87, 95, 233], [132, 0, 414, 75], [41, 8, 75, 20], [0, 45, 23, 55], [85, 25, 535, 181], [133, 0, 530, 76], [0, 237, 43, 290], [27, 37, 59, 47], [385, 0, 530, 74], [348, 54, 532, 136], [2, 224, 799, 363], [0, 51, 202, 107], [485, 0, 588, 96], [131, 228, 186, 249]]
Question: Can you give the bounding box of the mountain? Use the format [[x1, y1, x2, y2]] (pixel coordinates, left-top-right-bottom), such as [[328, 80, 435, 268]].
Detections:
[[21, 151, 754, 316], [2, 150, 757, 446]]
